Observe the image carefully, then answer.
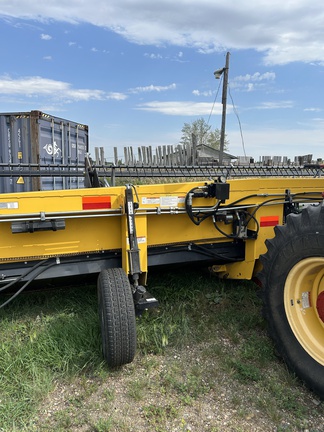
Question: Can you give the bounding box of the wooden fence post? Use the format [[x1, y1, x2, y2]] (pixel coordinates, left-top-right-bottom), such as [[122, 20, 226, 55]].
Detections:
[[114, 147, 118, 165], [192, 133, 197, 165]]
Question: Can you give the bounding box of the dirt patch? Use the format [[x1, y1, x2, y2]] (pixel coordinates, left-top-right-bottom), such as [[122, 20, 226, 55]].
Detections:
[[33, 342, 324, 432]]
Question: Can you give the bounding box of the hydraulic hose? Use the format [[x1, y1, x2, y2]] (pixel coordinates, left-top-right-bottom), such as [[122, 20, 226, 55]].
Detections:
[[0, 259, 57, 309]]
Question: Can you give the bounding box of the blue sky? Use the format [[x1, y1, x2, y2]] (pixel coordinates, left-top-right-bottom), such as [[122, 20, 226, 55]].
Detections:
[[0, 1, 324, 163]]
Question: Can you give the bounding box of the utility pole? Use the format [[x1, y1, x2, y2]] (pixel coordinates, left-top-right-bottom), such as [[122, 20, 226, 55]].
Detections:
[[214, 51, 230, 165]]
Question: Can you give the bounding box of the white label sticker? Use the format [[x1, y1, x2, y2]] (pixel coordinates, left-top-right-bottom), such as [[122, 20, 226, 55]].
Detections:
[[142, 196, 185, 207], [137, 236, 147, 244], [127, 236, 146, 245], [160, 196, 179, 207], [0, 202, 18, 209], [142, 197, 160, 205], [301, 291, 311, 309]]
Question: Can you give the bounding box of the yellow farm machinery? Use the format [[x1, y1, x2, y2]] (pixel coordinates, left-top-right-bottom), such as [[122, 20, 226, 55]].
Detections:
[[0, 161, 324, 398]]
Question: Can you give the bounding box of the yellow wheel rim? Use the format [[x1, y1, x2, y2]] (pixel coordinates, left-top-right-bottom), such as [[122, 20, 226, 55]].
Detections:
[[284, 257, 324, 365]]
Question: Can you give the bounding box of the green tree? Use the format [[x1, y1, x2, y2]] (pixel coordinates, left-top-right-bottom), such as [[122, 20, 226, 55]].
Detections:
[[180, 118, 228, 150]]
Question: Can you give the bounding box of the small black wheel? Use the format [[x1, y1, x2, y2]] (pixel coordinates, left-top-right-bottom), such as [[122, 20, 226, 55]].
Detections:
[[259, 204, 324, 399], [97, 268, 136, 367]]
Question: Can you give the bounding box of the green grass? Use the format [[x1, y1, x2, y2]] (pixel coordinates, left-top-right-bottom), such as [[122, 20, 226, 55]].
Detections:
[[0, 268, 323, 431], [0, 284, 102, 430]]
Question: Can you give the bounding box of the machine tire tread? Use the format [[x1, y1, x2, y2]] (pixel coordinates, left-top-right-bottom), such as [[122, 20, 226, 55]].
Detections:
[[259, 204, 324, 399], [98, 268, 136, 367]]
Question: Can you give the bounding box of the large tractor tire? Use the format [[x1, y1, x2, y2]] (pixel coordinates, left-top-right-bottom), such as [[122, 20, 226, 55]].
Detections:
[[259, 203, 324, 399], [97, 268, 136, 367]]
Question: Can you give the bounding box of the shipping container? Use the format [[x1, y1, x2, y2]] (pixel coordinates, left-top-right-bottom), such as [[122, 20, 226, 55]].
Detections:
[[0, 111, 89, 192], [235, 156, 253, 165]]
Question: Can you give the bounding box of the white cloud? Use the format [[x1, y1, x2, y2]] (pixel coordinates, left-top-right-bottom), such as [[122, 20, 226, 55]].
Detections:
[[105, 91, 128, 101], [192, 89, 213, 97], [1, 1, 324, 65], [136, 101, 224, 116], [234, 72, 276, 82], [256, 101, 294, 110], [144, 53, 163, 59], [129, 83, 176, 94], [304, 107, 322, 112], [0, 75, 127, 102], [230, 71, 276, 92], [43, 56, 52, 61], [40, 33, 52, 40]]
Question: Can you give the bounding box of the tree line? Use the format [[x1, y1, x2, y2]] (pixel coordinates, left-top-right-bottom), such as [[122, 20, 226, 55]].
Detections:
[[180, 118, 229, 151]]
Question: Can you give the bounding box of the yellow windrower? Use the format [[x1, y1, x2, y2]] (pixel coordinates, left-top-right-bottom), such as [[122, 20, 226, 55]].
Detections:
[[0, 175, 323, 398]]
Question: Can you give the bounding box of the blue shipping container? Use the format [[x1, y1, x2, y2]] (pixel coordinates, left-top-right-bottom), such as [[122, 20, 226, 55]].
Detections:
[[0, 110, 89, 192]]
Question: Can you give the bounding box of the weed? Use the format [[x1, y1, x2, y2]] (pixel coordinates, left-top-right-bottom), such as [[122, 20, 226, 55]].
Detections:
[[91, 417, 113, 432], [136, 303, 191, 355], [143, 403, 178, 431], [53, 409, 74, 429], [205, 289, 223, 305], [102, 388, 115, 403], [127, 378, 147, 401], [230, 360, 262, 382]]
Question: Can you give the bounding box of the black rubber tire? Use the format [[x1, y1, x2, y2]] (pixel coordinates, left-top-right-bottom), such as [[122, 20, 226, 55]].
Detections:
[[97, 268, 136, 367], [259, 204, 324, 399]]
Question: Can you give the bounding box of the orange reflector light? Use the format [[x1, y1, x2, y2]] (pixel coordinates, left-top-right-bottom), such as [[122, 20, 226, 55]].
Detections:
[[82, 196, 111, 210], [260, 215, 279, 227]]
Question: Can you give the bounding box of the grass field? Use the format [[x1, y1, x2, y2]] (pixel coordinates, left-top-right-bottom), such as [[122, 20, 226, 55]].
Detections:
[[0, 267, 323, 431]]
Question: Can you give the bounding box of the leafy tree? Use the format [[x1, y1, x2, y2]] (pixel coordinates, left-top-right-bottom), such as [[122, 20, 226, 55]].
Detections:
[[180, 118, 228, 150]]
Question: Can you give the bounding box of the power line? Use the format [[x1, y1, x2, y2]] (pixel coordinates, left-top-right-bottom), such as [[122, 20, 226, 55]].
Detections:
[[228, 85, 247, 158], [207, 76, 222, 127]]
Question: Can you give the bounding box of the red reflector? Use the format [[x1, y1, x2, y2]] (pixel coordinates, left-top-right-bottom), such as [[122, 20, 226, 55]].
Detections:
[[82, 196, 111, 210], [317, 291, 324, 323], [260, 216, 279, 227]]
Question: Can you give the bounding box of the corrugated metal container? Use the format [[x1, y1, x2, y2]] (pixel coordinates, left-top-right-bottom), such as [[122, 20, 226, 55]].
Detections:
[[0, 111, 89, 192], [236, 156, 252, 165]]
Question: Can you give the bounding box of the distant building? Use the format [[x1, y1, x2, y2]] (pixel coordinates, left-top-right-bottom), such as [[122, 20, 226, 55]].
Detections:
[[195, 144, 237, 165], [235, 156, 254, 165]]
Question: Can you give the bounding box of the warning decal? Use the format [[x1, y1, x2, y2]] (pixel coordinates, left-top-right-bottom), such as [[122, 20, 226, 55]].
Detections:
[[142, 196, 185, 207], [142, 197, 160, 205]]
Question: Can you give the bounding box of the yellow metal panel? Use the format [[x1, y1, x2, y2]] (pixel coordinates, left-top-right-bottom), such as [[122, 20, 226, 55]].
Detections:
[[0, 217, 122, 262], [135, 215, 148, 274], [121, 215, 129, 274], [0, 177, 323, 280]]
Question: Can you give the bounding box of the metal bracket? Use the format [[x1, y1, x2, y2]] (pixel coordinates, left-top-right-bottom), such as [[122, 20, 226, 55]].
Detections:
[[84, 155, 101, 188], [283, 188, 298, 222], [11, 219, 66, 233], [125, 185, 141, 285]]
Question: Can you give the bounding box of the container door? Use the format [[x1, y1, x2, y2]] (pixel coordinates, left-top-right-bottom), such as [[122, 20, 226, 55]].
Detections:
[[0, 114, 33, 193], [37, 114, 88, 190]]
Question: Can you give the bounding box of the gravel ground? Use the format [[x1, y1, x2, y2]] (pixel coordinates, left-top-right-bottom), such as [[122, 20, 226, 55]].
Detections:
[[33, 343, 324, 432]]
